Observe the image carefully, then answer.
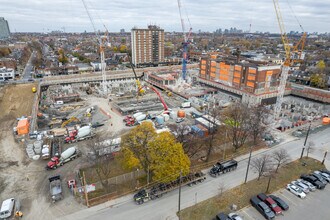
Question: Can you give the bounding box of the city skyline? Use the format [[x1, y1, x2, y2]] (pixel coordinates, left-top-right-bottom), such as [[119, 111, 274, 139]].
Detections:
[[1, 0, 330, 33]]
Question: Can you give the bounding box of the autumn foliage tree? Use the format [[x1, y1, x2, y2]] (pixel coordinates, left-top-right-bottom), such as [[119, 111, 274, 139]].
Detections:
[[121, 122, 190, 182]]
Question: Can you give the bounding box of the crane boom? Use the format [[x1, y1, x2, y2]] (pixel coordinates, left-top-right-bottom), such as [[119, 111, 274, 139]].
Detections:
[[151, 87, 168, 111]]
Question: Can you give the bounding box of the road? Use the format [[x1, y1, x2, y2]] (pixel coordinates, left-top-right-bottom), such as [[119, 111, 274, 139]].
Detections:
[[59, 127, 330, 220], [22, 51, 36, 80]]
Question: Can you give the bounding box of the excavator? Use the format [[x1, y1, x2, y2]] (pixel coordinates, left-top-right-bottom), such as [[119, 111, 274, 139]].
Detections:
[[61, 117, 80, 128]]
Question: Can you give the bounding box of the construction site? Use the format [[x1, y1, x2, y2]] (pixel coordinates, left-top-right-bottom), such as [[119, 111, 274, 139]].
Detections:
[[0, 0, 330, 219]]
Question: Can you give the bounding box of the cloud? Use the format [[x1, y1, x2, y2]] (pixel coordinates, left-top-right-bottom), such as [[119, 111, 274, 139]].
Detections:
[[1, 0, 329, 33]]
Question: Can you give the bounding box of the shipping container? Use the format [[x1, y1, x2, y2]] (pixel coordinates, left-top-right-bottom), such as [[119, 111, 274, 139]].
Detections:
[[17, 118, 29, 135]]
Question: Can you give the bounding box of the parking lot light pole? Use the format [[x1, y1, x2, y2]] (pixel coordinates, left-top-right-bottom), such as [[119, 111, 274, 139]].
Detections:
[[301, 123, 311, 159], [244, 146, 253, 184], [322, 150, 328, 165]]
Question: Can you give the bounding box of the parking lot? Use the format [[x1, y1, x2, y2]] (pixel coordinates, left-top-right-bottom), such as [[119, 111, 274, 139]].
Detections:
[[238, 184, 330, 220]]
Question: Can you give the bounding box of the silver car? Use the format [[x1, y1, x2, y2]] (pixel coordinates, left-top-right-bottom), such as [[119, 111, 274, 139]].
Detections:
[[297, 178, 316, 191], [292, 180, 310, 193], [315, 171, 330, 182]]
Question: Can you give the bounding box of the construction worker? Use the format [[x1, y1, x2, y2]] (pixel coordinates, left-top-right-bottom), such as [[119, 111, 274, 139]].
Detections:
[[15, 210, 23, 218]]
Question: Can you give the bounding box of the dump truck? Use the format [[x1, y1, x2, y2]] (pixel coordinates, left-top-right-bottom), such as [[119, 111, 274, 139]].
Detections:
[[46, 146, 79, 170], [209, 159, 238, 177], [133, 171, 206, 205], [49, 175, 62, 202], [65, 126, 95, 143]]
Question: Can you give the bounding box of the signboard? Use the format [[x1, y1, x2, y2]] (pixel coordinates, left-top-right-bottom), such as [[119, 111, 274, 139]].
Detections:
[[86, 184, 96, 193]]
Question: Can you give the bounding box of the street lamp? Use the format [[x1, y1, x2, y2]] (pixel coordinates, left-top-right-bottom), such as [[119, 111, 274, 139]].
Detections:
[[300, 123, 311, 159], [322, 150, 328, 165]]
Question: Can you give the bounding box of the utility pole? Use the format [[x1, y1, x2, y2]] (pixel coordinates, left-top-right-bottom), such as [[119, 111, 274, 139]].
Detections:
[[178, 170, 182, 219], [82, 171, 89, 208], [300, 123, 311, 159], [244, 146, 253, 183]]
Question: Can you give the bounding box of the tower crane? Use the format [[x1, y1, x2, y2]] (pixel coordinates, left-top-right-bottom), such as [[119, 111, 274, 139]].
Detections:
[[177, 0, 192, 81], [272, 0, 306, 119], [82, 0, 108, 95]]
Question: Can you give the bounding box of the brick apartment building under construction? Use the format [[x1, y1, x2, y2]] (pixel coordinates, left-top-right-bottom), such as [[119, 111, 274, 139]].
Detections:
[[131, 25, 165, 67], [199, 54, 282, 104]]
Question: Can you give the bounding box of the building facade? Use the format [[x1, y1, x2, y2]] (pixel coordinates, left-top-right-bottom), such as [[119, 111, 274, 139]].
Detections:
[[0, 67, 15, 81], [200, 55, 281, 95], [131, 25, 164, 67], [0, 17, 10, 39]]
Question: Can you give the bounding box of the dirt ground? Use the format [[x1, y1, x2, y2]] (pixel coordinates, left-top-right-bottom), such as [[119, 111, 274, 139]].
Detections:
[[0, 84, 85, 219]]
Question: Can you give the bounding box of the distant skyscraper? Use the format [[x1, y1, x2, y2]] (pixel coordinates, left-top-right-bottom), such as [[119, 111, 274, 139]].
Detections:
[[0, 17, 10, 39], [120, 29, 125, 34], [131, 25, 164, 66]]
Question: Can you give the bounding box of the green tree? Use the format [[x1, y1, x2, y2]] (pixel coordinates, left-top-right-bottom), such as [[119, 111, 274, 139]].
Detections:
[[310, 73, 326, 88], [317, 60, 326, 73]]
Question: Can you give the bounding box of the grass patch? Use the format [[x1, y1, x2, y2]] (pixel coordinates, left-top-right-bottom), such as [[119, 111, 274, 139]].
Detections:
[[180, 157, 325, 220]]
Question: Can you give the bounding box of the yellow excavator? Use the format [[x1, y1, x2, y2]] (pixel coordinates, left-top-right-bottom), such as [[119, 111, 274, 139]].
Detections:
[[61, 117, 80, 128]]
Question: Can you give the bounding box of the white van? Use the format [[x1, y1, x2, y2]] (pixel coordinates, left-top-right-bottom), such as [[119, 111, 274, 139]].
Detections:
[[0, 198, 15, 219]]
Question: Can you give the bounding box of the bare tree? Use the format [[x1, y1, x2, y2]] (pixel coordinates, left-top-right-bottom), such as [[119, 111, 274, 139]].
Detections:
[[86, 133, 116, 192], [306, 141, 315, 158], [272, 149, 290, 172], [265, 168, 277, 193], [251, 154, 272, 180], [204, 106, 222, 161], [168, 123, 206, 158], [224, 103, 251, 151], [249, 105, 269, 145]]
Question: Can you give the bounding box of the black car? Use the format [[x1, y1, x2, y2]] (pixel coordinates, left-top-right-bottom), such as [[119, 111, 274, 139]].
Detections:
[[320, 169, 330, 176], [312, 173, 328, 185], [300, 174, 325, 189], [250, 196, 275, 220], [216, 212, 231, 220], [257, 193, 268, 201], [269, 195, 289, 211]]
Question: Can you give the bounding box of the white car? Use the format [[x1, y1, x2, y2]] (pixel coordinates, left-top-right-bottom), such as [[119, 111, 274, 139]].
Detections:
[[297, 179, 316, 191], [286, 184, 306, 198], [315, 171, 330, 182], [291, 180, 310, 193], [228, 213, 243, 220]]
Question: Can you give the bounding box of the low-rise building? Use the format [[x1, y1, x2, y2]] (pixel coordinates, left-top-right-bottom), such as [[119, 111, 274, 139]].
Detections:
[[0, 67, 15, 81]]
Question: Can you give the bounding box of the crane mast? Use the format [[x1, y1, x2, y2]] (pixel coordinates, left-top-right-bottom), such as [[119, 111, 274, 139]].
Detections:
[[82, 0, 108, 95], [272, 0, 292, 119], [177, 0, 191, 81]]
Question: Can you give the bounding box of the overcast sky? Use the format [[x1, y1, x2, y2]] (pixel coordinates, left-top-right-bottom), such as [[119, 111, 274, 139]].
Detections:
[[2, 0, 329, 33]]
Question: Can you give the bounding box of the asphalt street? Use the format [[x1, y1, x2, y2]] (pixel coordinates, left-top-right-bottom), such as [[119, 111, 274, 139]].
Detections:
[[60, 127, 330, 220], [22, 51, 36, 80]]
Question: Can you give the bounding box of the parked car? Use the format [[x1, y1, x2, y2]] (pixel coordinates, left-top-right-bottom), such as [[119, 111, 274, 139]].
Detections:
[[269, 195, 289, 211], [216, 212, 231, 220], [320, 169, 330, 176], [315, 171, 330, 182], [257, 193, 268, 201], [300, 174, 326, 189], [291, 180, 310, 193], [297, 178, 316, 191], [264, 197, 282, 215], [228, 213, 243, 220], [250, 196, 275, 220], [311, 173, 328, 185], [286, 184, 306, 198]]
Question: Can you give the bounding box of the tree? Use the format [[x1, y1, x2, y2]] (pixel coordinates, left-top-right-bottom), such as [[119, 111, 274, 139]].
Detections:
[[317, 60, 326, 73], [249, 105, 268, 145], [272, 149, 290, 172], [86, 134, 115, 192], [251, 154, 272, 180], [121, 122, 190, 182], [120, 121, 156, 175], [204, 106, 223, 161], [148, 132, 190, 182], [167, 123, 206, 158], [224, 103, 251, 151]]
